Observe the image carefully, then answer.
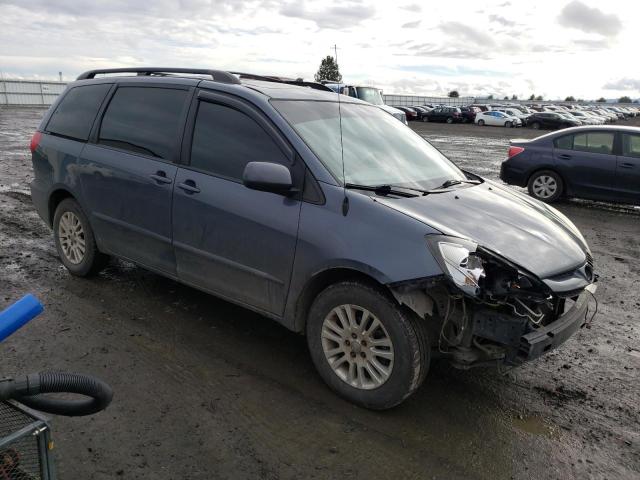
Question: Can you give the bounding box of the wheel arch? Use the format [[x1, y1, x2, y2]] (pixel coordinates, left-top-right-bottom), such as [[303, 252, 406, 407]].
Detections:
[[292, 267, 391, 333], [48, 187, 76, 226]]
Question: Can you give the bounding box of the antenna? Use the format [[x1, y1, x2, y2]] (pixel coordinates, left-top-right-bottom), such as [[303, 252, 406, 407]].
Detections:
[[333, 44, 348, 216]]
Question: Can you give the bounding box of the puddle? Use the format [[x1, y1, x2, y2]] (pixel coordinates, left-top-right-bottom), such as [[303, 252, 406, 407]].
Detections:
[[511, 415, 558, 438]]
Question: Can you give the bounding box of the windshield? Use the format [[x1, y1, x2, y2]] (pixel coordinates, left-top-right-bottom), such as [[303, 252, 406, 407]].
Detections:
[[272, 100, 466, 189], [355, 87, 384, 105]]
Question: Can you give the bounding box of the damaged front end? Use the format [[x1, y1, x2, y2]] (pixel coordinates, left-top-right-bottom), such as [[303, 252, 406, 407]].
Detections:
[[391, 235, 597, 369]]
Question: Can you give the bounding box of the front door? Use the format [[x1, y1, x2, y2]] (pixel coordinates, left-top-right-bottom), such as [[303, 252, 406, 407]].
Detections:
[[80, 84, 191, 275], [172, 93, 302, 315], [616, 133, 640, 203]]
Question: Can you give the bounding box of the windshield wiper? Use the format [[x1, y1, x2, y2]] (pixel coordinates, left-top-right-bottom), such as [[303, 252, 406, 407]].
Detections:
[[345, 183, 426, 197], [433, 178, 482, 190]]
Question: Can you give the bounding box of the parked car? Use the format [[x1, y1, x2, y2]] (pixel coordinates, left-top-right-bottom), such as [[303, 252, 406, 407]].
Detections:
[[325, 83, 408, 124], [393, 106, 419, 121], [30, 67, 597, 409], [459, 106, 480, 123], [495, 108, 530, 123], [568, 111, 601, 125], [475, 111, 520, 127], [423, 106, 462, 123], [526, 112, 580, 130], [501, 126, 639, 204], [410, 106, 430, 121]]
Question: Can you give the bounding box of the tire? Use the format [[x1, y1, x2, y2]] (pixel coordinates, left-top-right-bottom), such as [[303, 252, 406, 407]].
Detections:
[[527, 170, 564, 203], [446, 117, 453, 124], [53, 198, 109, 276], [422, 116, 429, 122], [306, 281, 430, 410], [531, 122, 540, 130], [505, 121, 512, 128], [477, 119, 485, 126]]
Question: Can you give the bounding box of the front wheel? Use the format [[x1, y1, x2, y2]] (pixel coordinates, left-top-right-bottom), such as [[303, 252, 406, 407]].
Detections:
[[531, 121, 541, 130], [446, 117, 453, 124], [504, 121, 512, 128], [53, 198, 109, 276], [306, 282, 430, 410], [477, 119, 485, 126]]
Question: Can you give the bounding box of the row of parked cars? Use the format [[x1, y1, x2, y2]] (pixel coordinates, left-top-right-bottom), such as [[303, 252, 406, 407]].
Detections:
[[392, 103, 640, 129]]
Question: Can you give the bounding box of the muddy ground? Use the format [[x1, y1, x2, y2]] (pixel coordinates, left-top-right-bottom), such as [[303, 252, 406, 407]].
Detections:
[[1, 107, 638, 479]]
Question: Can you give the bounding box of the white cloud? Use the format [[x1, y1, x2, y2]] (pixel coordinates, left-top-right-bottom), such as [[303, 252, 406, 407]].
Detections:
[[0, 0, 635, 99]]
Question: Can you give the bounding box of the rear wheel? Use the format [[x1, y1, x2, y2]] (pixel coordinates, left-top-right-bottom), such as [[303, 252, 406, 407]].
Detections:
[[528, 170, 563, 203], [53, 198, 108, 276], [422, 116, 429, 122], [477, 119, 485, 126], [531, 121, 541, 130], [446, 117, 453, 124], [306, 281, 430, 410], [505, 121, 512, 128]]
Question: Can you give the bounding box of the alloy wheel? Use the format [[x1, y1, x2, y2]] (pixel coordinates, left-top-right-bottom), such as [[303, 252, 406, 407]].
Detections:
[[321, 304, 394, 390], [58, 211, 86, 264]]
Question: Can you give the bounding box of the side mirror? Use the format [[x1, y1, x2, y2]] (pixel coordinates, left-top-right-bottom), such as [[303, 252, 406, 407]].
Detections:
[[242, 162, 294, 194]]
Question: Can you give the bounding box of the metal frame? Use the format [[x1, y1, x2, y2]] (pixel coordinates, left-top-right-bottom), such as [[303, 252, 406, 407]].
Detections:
[[1, 400, 56, 479]]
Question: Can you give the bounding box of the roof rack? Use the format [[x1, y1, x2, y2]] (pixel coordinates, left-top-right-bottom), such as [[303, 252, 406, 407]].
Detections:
[[76, 68, 240, 84], [230, 72, 333, 92]]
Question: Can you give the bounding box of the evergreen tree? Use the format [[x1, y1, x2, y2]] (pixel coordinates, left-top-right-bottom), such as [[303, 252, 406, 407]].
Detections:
[[511, 94, 518, 100], [314, 56, 342, 82], [528, 94, 535, 101]]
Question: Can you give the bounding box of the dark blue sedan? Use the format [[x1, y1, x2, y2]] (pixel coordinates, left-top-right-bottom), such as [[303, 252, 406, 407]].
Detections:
[[500, 126, 640, 204]]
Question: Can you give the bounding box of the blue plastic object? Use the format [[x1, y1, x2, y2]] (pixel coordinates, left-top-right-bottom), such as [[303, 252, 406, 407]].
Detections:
[[0, 294, 44, 342]]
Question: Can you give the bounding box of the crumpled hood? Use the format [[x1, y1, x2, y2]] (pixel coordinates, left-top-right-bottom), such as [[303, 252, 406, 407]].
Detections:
[[376, 181, 589, 279]]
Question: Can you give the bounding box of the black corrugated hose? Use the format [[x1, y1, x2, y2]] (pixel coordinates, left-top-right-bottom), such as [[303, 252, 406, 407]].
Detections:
[[0, 372, 113, 416]]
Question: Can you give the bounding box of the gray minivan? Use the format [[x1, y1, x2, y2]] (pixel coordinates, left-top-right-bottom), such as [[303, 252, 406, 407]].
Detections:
[[30, 68, 596, 409]]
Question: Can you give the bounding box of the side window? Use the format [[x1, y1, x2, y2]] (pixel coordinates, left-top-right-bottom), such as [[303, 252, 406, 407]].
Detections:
[[46, 84, 111, 141], [622, 134, 640, 158], [190, 101, 289, 181], [554, 135, 574, 150], [573, 132, 614, 155], [98, 87, 188, 160]]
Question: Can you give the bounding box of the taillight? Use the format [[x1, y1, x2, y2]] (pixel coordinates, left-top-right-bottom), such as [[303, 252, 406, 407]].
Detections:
[[30, 131, 42, 153], [508, 146, 524, 158]]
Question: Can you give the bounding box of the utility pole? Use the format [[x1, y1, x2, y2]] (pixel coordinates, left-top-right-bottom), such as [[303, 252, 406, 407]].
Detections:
[[59, 71, 62, 82]]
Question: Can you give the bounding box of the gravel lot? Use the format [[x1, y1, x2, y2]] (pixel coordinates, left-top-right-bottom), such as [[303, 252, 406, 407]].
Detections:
[[1, 107, 639, 479]]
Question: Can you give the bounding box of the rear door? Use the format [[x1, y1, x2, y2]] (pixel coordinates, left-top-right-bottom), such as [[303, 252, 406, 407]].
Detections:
[[80, 84, 192, 275], [553, 131, 617, 199], [172, 91, 303, 315], [616, 133, 640, 203]]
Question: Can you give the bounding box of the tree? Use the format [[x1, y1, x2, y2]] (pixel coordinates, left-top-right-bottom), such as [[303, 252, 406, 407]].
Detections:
[[448, 90, 459, 98], [528, 94, 535, 101], [619, 96, 632, 103], [565, 96, 576, 102], [511, 94, 518, 100], [487, 94, 494, 100], [535, 95, 543, 101], [314, 56, 342, 83], [596, 97, 607, 103], [503, 96, 509, 100]]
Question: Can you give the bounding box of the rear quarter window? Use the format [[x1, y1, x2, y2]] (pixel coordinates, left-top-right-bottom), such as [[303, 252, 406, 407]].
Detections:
[[554, 135, 573, 149], [46, 84, 111, 141], [98, 86, 189, 160]]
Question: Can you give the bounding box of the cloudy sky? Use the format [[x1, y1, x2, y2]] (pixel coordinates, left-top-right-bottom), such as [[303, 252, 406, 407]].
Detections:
[[0, 0, 637, 99]]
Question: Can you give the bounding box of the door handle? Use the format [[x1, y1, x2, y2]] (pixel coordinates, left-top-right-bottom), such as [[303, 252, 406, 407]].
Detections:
[[178, 180, 201, 194], [619, 162, 634, 169], [558, 154, 572, 160], [150, 171, 173, 184]]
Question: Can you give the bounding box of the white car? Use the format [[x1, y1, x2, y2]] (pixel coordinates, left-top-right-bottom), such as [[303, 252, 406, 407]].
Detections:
[[475, 111, 521, 127], [496, 108, 530, 124]]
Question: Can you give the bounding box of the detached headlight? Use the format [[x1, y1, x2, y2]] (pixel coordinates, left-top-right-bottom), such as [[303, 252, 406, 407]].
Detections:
[[427, 236, 485, 296]]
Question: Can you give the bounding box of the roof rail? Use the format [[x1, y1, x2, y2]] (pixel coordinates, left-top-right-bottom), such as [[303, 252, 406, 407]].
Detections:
[[76, 68, 241, 84], [230, 72, 333, 92]]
